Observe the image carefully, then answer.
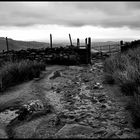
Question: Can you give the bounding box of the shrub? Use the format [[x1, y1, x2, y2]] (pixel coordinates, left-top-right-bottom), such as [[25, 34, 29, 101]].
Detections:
[[0, 60, 46, 91]]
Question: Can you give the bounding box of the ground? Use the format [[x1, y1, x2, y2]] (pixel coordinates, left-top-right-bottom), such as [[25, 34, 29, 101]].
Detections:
[[0, 59, 139, 138]]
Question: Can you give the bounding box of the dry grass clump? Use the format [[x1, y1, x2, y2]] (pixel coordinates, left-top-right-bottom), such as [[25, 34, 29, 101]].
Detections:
[[104, 47, 140, 95], [0, 60, 46, 91], [104, 47, 140, 127]]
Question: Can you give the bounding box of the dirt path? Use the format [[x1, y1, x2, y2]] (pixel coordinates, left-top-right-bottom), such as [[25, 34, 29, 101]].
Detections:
[[0, 62, 139, 138]]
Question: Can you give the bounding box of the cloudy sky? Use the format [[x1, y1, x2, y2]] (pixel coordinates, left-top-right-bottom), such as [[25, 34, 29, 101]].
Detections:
[[0, 1, 140, 42]]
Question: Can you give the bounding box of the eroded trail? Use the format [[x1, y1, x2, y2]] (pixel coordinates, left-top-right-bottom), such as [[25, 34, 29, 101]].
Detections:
[[0, 62, 139, 138]]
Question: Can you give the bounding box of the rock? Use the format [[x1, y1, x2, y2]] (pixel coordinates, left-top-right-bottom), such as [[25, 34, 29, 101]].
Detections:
[[89, 119, 101, 128], [104, 131, 119, 138], [91, 97, 98, 104], [119, 119, 128, 125], [92, 82, 103, 89], [0, 129, 8, 138], [98, 98, 107, 103], [18, 100, 45, 120], [107, 100, 112, 105], [93, 85, 99, 89], [13, 117, 44, 138], [50, 71, 61, 79], [123, 128, 132, 133], [118, 133, 134, 138], [101, 103, 111, 110], [93, 92, 105, 98], [94, 127, 107, 136], [55, 123, 94, 138], [116, 130, 123, 136]]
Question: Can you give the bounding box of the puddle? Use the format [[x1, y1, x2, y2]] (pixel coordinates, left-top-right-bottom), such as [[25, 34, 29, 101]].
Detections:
[[0, 109, 19, 125]]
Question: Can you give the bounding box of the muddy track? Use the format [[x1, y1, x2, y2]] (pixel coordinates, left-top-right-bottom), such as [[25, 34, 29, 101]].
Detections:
[[0, 62, 139, 138]]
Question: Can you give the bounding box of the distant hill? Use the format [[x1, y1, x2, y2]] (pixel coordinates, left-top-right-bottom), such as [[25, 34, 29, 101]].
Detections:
[[0, 37, 66, 52]]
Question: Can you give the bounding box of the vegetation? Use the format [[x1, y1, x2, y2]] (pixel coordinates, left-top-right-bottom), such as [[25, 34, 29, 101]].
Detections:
[[0, 60, 46, 92], [104, 46, 140, 127]]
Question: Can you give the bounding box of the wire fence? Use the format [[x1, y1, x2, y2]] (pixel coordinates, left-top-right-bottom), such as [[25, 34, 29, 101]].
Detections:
[[92, 43, 121, 56]]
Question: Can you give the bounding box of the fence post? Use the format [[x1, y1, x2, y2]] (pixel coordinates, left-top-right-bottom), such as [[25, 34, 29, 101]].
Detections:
[[77, 38, 80, 47], [109, 45, 111, 55], [120, 40, 123, 52], [100, 46, 102, 56], [6, 37, 9, 52], [69, 34, 73, 46], [50, 34, 52, 48], [87, 37, 91, 64], [85, 38, 87, 46]]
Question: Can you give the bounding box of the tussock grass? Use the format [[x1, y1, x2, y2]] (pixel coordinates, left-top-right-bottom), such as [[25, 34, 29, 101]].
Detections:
[[104, 47, 140, 95], [104, 46, 140, 127], [0, 60, 46, 91]]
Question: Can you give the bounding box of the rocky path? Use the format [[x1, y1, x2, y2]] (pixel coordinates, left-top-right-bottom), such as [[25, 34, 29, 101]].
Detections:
[[0, 61, 139, 138]]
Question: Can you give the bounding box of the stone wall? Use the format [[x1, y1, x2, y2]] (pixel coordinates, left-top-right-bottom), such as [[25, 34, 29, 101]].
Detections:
[[0, 46, 90, 65]]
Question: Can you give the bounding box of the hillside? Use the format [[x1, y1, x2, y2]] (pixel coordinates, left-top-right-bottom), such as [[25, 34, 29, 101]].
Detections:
[[0, 37, 65, 52]]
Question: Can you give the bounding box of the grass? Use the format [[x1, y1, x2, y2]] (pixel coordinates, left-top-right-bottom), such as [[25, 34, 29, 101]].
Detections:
[[0, 60, 46, 92], [104, 47, 140, 95], [103, 46, 140, 127]]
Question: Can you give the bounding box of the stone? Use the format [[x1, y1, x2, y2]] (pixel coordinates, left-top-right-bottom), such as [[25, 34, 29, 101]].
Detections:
[[83, 78, 89, 82], [18, 100, 45, 120], [13, 117, 44, 138], [101, 103, 111, 110], [93, 127, 107, 136], [93, 92, 105, 98], [123, 128, 131, 132], [105, 132, 120, 138], [50, 71, 61, 79], [116, 130, 123, 135], [119, 119, 128, 125], [92, 82, 103, 89], [91, 97, 98, 104], [55, 123, 94, 138], [0, 129, 8, 138], [98, 98, 107, 103]]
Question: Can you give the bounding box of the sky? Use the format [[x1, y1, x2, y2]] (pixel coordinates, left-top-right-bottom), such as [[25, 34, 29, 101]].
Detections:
[[0, 1, 140, 43]]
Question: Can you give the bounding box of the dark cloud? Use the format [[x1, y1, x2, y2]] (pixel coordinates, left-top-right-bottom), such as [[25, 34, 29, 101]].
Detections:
[[0, 2, 140, 28]]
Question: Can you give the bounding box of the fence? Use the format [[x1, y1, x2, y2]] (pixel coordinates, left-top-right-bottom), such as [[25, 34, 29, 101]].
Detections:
[[92, 42, 121, 58], [0, 35, 91, 65], [120, 40, 140, 53], [2, 35, 132, 65]]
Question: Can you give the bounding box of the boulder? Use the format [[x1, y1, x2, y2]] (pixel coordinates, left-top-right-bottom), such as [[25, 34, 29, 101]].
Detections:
[[55, 123, 94, 138], [50, 71, 61, 79], [92, 92, 106, 98], [13, 117, 43, 138], [17, 100, 45, 120], [0, 129, 8, 138]]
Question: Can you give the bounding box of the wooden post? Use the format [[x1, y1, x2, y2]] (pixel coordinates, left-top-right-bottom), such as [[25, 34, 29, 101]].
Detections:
[[50, 34, 52, 48], [85, 38, 87, 46], [120, 40, 123, 46], [77, 38, 80, 47], [120, 40, 123, 52], [69, 34, 72, 46], [0, 77, 2, 92], [100, 46, 102, 56], [87, 37, 91, 64], [6, 37, 9, 52], [109, 45, 111, 55]]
